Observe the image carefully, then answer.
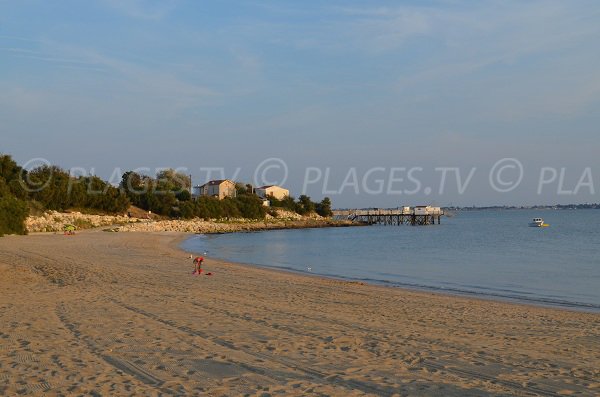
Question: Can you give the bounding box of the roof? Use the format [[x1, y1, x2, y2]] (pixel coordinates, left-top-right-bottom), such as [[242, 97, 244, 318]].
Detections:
[[198, 179, 234, 188], [257, 185, 286, 189]]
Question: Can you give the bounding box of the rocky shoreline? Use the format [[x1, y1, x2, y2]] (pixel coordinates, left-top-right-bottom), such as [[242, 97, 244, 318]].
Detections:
[[26, 210, 358, 234], [116, 218, 356, 234]]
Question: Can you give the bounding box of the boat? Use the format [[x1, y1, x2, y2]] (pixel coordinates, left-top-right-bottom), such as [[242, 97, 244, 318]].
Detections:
[[529, 218, 549, 227]]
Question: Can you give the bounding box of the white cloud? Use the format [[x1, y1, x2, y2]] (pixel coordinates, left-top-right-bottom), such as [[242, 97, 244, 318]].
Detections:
[[337, 2, 600, 119], [0, 37, 217, 128]]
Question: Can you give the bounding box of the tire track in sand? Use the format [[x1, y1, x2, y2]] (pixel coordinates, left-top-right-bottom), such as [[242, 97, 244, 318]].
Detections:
[[111, 298, 404, 397], [54, 302, 170, 392], [115, 290, 567, 397]]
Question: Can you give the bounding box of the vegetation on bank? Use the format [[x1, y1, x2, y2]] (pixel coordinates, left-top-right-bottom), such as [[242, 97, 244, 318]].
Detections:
[[0, 154, 333, 236], [268, 195, 332, 217], [0, 191, 28, 236], [119, 170, 333, 219], [0, 155, 30, 236]]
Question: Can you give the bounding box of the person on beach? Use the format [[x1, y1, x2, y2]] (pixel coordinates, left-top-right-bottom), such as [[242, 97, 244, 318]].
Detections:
[[193, 256, 204, 275]]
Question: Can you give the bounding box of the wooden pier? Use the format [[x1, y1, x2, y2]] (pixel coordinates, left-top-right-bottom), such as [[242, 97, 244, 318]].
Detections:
[[332, 206, 444, 226]]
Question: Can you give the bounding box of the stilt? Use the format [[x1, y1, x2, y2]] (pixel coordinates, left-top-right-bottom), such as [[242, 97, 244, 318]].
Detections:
[[334, 207, 444, 226]]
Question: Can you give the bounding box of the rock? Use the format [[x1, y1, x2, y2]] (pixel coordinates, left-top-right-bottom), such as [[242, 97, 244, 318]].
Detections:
[[26, 211, 351, 234]]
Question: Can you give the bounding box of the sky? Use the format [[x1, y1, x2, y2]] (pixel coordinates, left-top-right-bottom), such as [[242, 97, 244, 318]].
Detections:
[[1, 0, 599, 207]]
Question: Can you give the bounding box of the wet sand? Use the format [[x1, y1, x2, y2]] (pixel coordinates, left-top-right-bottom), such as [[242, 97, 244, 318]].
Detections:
[[0, 231, 598, 396]]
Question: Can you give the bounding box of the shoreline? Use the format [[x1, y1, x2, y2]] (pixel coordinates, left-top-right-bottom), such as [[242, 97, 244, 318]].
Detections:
[[179, 232, 600, 315], [179, 234, 600, 314], [1, 231, 598, 395], [25, 210, 363, 234], [18, 220, 600, 313]]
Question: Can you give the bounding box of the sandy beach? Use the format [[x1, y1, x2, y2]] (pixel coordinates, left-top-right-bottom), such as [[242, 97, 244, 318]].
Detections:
[[0, 231, 598, 396]]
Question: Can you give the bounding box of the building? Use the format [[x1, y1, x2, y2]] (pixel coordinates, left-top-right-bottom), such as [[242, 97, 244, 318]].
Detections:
[[193, 179, 236, 200], [413, 205, 442, 215], [255, 185, 290, 200]]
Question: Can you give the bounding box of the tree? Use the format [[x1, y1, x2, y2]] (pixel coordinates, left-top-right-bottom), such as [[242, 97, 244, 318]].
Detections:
[[281, 195, 298, 211], [235, 182, 248, 196], [234, 194, 266, 219], [297, 195, 315, 215], [0, 176, 29, 236], [0, 154, 21, 183], [120, 171, 150, 207], [176, 189, 191, 202], [178, 201, 196, 219], [156, 169, 190, 193], [316, 197, 333, 217], [95, 183, 129, 213], [0, 154, 28, 199], [0, 195, 29, 236], [26, 165, 72, 211], [120, 171, 144, 192]]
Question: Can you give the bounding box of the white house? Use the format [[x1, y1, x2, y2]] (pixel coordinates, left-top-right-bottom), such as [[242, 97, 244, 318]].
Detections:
[[255, 185, 289, 200], [193, 179, 236, 200]]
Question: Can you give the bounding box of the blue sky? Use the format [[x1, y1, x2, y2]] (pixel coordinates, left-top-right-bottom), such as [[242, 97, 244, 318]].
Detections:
[[1, 0, 599, 207]]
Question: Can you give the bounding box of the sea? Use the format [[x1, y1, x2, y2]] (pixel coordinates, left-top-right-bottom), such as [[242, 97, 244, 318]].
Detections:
[[181, 209, 600, 312]]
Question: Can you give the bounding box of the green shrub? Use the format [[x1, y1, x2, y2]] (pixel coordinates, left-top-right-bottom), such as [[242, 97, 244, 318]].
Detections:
[[0, 194, 29, 236], [316, 197, 333, 217], [23, 167, 130, 214], [269, 195, 299, 212], [233, 195, 266, 219]]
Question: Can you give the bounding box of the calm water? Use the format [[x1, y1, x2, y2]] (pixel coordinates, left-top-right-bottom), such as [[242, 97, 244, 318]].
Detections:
[[181, 210, 600, 311]]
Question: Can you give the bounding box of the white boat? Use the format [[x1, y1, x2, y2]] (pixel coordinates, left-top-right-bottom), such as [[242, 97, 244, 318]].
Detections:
[[529, 218, 549, 227]]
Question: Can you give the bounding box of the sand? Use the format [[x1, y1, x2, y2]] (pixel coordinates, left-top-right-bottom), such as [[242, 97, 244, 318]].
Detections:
[[0, 231, 598, 396]]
